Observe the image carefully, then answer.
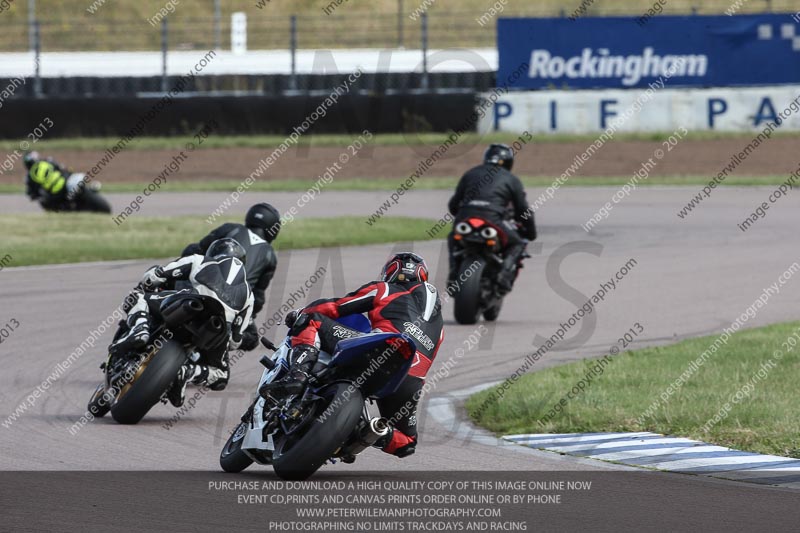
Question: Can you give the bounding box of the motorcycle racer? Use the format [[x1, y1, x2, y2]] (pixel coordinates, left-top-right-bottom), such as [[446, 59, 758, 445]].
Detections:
[[109, 238, 254, 406], [23, 151, 71, 209], [260, 252, 444, 459], [446, 144, 537, 294], [182, 203, 280, 351]]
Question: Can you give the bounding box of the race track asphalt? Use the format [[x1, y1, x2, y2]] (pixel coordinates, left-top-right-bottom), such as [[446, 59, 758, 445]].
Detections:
[[1, 187, 799, 528]]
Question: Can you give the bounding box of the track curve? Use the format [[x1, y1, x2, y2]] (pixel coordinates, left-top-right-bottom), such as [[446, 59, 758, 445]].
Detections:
[[1, 188, 799, 519]]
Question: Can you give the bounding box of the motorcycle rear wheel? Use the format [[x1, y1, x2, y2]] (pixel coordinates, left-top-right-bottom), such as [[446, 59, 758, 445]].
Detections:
[[110, 340, 187, 425], [453, 256, 487, 325]]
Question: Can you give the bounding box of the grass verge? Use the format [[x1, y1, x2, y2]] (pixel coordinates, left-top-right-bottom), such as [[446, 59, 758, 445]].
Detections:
[[0, 214, 439, 267], [3, 130, 800, 152], [0, 175, 788, 195], [466, 322, 800, 458]]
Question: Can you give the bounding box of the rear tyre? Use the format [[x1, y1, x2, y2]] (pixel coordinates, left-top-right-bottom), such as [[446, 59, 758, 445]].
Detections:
[[79, 190, 112, 213], [110, 340, 187, 425], [453, 257, 486, 325], [272, 382, 363, 481], [220, 422, 255, 473]]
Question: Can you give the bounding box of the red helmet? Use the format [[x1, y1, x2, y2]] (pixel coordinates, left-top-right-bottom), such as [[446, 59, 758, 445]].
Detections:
[[380, 252, 429, 283]]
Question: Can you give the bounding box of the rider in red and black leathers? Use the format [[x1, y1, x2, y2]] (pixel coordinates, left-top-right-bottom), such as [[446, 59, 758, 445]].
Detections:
[[262, 253, 444, 459], [447, 143, 536, 293]]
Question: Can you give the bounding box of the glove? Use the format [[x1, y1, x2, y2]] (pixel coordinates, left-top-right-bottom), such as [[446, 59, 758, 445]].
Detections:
[[517, 216, 536, 241], [287, 310, 313, 336], [285, 309, 303, 328], [139, 266, 166, 290]]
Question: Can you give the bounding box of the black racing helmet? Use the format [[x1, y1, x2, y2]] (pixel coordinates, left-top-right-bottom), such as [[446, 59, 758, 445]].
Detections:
[[483, 143, 514, 171], [205, 238, 246, 263], [245, 202, 281, 242], [380, 252, 429, 284], [23, 151, 40, 170]]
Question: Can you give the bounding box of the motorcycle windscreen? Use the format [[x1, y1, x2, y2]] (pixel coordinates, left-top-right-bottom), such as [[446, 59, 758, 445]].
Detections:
[[329, 333, 416, 399]]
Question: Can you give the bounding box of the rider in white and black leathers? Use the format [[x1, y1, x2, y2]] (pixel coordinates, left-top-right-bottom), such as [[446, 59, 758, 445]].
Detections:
[[109, 238, 254, 406], [182, 203, 280, 351], [447, 144, 537, 293]]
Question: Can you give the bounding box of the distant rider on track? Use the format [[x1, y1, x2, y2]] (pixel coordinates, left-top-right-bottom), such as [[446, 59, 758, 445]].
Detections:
[[23, 151, 72, 210], [446, 143, 537, 294]]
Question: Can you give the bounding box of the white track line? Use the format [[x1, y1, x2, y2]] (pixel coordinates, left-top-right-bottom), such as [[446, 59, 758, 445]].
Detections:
[[548, 437, 702, 453]]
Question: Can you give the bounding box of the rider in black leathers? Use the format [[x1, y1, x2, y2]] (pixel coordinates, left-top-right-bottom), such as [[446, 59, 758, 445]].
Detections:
[[182, 203, 280, 350], [447, 143, 536, 293]]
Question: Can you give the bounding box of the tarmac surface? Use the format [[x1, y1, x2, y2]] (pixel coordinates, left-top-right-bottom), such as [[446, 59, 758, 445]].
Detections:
[[1, 187, 799, 528]]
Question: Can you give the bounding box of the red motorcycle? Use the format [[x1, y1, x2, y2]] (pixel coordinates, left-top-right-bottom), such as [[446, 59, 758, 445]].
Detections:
[[451, 216, 526, 324]]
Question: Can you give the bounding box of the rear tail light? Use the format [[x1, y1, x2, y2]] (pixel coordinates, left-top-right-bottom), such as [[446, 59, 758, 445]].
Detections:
[[455, 222, 473, 234], [480, 227, 498, 239], [387, 338, 413, 359]]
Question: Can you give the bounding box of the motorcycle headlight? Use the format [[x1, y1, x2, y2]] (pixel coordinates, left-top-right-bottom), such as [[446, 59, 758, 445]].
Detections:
[[455, 222, 473, 234], [480, 227, 498, 239]]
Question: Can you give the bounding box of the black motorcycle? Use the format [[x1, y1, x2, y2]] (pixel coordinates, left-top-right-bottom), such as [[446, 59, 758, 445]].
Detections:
[[39, 173, 112, 213], [451, 216, 527, 324], [87, 292, 231, 424], [220, 314, 415, 480]]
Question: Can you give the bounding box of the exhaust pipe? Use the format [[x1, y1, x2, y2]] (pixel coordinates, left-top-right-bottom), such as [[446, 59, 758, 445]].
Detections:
[[361, 417, 390, 445], [342, 417, 390, 457], [186, 299, 204, 312]]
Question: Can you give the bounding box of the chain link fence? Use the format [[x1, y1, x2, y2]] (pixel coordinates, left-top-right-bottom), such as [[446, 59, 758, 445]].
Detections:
[[0, 0, 793, 53]]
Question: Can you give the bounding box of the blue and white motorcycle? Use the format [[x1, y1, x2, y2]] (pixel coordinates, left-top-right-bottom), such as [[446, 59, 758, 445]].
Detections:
[[219, 314, 416, 480]]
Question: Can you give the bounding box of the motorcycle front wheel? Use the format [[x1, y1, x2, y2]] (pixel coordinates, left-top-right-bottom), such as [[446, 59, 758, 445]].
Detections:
[[271, 382, 363, 481], [78, 189, 112, 213], [220, 421, 256, 473]]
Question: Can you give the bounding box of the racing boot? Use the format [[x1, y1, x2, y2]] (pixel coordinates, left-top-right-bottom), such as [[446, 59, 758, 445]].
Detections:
[[259, 344, 319, 399], [166, 363, 231, 407], [497, 243, 527, 295], [166, 364, 199, 407], [109, 311, 150, 356], [374, 427, 417, 458]]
